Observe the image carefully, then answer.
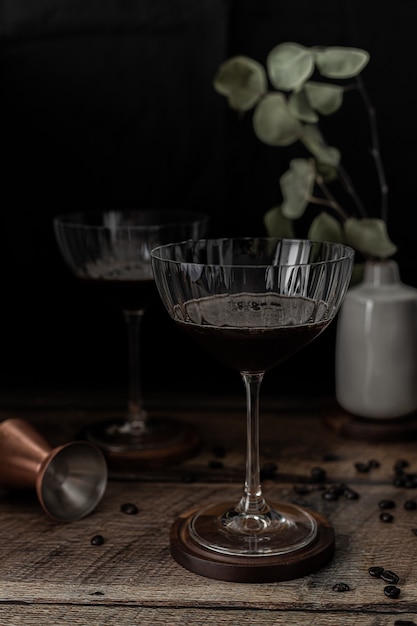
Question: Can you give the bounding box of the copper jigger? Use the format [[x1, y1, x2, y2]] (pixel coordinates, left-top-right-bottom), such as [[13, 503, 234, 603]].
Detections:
[[0, 418, 108, 521]]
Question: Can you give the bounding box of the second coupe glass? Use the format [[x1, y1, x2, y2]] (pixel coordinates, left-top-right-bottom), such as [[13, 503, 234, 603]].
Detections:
[[54, 209, 208, 471]]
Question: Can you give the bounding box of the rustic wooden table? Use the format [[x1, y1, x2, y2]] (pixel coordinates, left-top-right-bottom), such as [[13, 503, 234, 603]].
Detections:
[[1, 389, 417, 625]]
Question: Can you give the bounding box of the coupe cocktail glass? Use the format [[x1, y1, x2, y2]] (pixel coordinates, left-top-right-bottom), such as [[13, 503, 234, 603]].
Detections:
[[54, 210, 208, 471], [151, 237, 354, 581]]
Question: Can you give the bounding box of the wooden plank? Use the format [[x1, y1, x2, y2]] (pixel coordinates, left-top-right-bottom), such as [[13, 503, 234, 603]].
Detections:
[[1, 605, 416, 626], [1, 481, 417, 610]]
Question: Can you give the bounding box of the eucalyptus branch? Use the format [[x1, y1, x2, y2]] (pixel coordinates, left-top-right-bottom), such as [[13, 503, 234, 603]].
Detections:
[[315, 174, 350, 221], [336, 162, 368, 219], [355, 75, 389, 223]]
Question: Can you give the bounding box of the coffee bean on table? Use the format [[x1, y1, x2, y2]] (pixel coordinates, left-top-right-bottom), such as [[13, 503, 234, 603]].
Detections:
[[368, 566, 384, 578], [379, 512, 394, 523], [384, 585, 401, 599], [378, 499, 395, 509], [121, 502, 139, 515], [380, 570, 399, 584], [332, 582, 350, 592], [404, 499, 417, 510], [354, 461, 370, 473], [91, 534, 105, 546], [311, 466, 326, 482]]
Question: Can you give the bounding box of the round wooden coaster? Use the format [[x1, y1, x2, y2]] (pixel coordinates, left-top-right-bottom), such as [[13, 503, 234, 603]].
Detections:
[[170, 506, 335, 583], [79, 416, 201, 475], [323, 404, 417, 442]]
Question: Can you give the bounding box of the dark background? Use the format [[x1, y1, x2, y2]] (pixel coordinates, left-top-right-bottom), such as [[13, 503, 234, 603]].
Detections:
[[1, 0, 416, 400]]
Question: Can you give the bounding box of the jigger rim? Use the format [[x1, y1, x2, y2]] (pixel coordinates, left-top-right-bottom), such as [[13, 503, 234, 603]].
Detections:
[[36, 440, 108, 522]]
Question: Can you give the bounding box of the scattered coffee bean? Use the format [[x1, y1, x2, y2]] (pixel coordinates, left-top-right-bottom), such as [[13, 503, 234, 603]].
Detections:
[[404, 499, 417, 510], [332, 582, 350, 592], [411, 528, 417, 536], [343, 486, 359, 500], [404, 474, 417, 488], [121, 502, 138, 515], [394, 621, 416, 626], [368, 459, 380, 469], [354, 461, 370, 473], [393, 476, 406, 487], [378, 499, 396, 510], [91, 534, 104, 546], [322, 488, 339, 501], [384, 584, 401, 599], [311, 466, 326, 482], [260, 462, 278, 480], [394, 459, 409, 474], [380, 569, 399, 584], [379, 512, 394, 523], [368, 566, 384, 578]]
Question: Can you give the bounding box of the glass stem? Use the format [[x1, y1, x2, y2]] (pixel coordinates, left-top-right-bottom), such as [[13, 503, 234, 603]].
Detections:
[[123, 310, 148, 431], [238, 372, 269, 515]]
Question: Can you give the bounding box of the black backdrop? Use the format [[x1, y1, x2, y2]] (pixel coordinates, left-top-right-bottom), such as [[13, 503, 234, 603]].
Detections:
[[1, 0, 416, 398]]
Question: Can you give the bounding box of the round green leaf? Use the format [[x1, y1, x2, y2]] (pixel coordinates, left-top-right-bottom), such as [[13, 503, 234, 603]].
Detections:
[[267, 42, 314, 91], [344, 218, 397, 259], [288, 90, 318, 123], [304, 81, 344, 115], [307, 211, 344, 243], [301, 124, 341, 168], [253, 93, 302, 146], [213, 56, 267, 111], [280, 158, 316, 219], [264, 205, 295, 238], [313, 46, 370, 79]]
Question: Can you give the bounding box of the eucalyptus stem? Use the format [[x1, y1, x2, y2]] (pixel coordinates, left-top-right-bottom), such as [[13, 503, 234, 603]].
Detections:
[[355, 75, 389, 223]]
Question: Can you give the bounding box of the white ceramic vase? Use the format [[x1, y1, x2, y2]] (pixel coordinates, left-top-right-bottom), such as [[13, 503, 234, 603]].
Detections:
[[335, 259, 417, 419]]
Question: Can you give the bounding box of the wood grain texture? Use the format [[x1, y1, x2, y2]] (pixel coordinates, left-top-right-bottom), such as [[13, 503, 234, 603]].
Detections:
[[1, 391, 417, 624]]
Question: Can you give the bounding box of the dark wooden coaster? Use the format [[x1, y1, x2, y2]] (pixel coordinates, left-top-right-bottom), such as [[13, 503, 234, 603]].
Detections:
[[170, 506, 335, 583], [323, 403, 417, 442], [78, 416, 201, 475]]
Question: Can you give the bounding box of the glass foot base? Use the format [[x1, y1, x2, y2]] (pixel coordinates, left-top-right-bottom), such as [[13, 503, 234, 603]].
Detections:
[[170, 502, 335, 582], [78, 416, 201, 474]]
